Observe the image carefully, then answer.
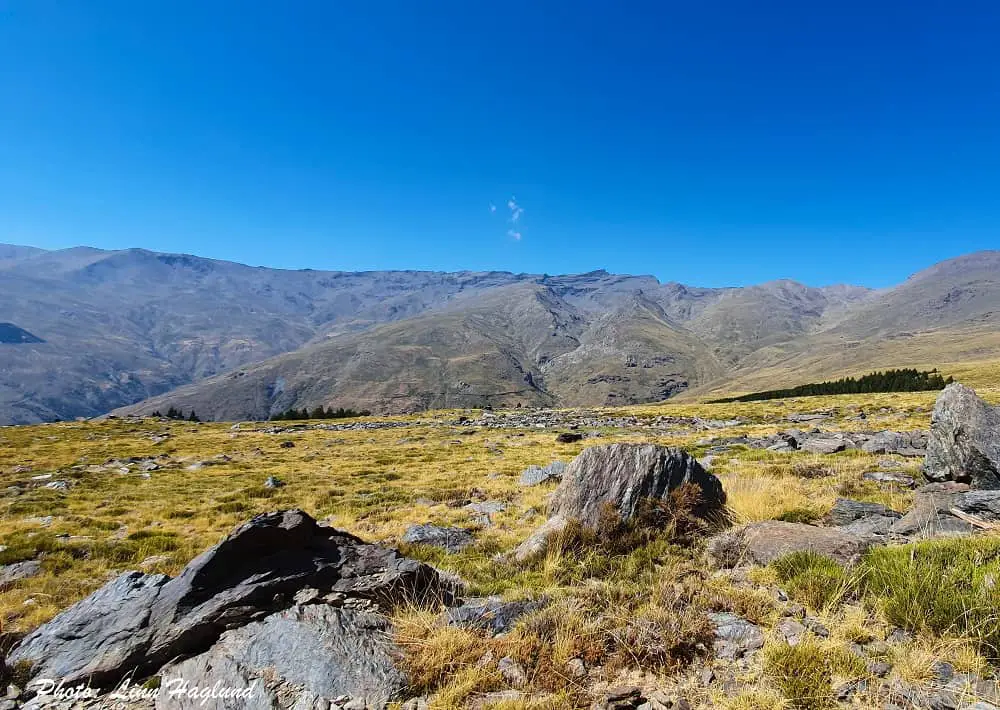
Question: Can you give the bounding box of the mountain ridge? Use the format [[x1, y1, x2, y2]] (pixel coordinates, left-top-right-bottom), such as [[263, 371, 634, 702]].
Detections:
[[0, 243, 996, 423]]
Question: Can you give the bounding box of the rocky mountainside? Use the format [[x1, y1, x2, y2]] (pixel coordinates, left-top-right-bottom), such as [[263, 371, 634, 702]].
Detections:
[[2, 244, 999, 423]]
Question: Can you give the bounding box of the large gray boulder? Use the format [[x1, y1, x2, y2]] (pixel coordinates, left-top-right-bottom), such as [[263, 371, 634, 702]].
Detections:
[[157, 605, 406, 709], [513, 444, 724, 561], [11, 509, 446, 690], [924, 383, 1000, 489], [548, 443, 725, 528]]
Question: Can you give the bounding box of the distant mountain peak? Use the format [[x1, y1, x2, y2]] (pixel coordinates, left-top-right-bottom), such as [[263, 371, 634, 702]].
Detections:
[[0, 323, 44, 344]]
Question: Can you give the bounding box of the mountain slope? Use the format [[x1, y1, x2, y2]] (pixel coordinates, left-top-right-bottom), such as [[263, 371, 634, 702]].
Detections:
[[689, 251, 1000, 397], [3, 243, 998, 423]]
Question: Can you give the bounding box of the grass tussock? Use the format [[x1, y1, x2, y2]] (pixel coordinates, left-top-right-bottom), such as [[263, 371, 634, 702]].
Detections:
[[861, 536, 1000, 657], [763, 640, 835, 710], [771, 551, 851, 612]]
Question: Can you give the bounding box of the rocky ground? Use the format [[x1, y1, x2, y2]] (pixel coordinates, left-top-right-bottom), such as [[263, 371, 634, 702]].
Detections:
[[0, 385, 999, 708]]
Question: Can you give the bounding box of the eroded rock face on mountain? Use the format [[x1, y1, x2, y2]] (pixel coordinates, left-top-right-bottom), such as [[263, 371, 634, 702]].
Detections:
[[513, 443, 725, 561], [923, 383, 1000, 489], [9, 510, 448, 704]]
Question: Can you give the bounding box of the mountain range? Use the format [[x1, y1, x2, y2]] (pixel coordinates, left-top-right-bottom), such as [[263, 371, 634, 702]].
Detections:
[[0, 243, 997, 424]]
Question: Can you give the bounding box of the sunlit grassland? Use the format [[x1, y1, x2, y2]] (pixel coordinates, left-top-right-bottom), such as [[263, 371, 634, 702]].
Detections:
[[0, 388, 979, 631], [2, 370, 999, 707]]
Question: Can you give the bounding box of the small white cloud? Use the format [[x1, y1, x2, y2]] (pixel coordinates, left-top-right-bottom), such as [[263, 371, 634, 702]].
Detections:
[[507, 229, 522, 240], [507, 197, 524, 223], [489, 202, 497, 213]]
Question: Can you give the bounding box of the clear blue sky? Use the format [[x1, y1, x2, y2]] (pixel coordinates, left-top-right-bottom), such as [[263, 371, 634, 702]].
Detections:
[[2, 1, 998, 287]]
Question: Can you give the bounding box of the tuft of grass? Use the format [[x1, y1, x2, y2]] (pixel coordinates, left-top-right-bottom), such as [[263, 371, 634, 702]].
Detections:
[[763, 640, 835, 710], [861, 536, 1000, 657], [771, 551, 851, 612]]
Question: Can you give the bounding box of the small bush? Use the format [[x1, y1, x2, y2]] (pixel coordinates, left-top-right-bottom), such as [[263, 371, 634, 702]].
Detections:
[[775, 507, 822, 524], [771, 551, 849, 611], [763, 640, 835, 709], [861, 537, 1000, 656]]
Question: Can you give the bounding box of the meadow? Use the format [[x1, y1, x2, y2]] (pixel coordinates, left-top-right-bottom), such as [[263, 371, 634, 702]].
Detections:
[[2, 363, 999, 708]]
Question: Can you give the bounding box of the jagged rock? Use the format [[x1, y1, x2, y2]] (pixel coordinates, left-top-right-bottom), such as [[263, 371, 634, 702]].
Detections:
[[518, 461, 566, 486], [890, 483, 1000, 537], [565, 658, 586, 679], [863, 471, 917, 488], [862, 430, 928, 457], [800, 435, 848, 454], [709, 612, 764, 659], [0, 560, 41, 590], [547, 444, 724, 528], [157, 605, 405, 709], [826, 498, 901, 526], [775, 618, 807, 645], [497, 657, 527, 687], [513, 444, 724, 561], [442, 596, 546, 636], [924, 383, 1000, 489], [707, 521, 872, 567], [401, 524, 474, 553], [10, 509, 445, 689]]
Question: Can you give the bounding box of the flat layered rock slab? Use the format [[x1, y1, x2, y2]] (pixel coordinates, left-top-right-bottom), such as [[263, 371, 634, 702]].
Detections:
[[707, 520, 872, 567]]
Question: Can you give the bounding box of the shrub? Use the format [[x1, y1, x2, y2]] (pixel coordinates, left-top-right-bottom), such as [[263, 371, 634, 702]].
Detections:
[[771, 551, 849, 611], [763, 640, 835, 709], [860, 537, 1000, 657]]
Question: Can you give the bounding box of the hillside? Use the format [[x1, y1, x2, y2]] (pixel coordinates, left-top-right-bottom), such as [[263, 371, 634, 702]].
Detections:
[[3, 244, 1000, 423]]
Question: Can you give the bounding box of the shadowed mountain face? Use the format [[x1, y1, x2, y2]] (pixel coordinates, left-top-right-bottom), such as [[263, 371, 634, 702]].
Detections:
[[1, 243, 998, 423]]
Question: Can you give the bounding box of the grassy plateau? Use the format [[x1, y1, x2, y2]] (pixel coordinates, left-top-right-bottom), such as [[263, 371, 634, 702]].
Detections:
[[2, 361, 1000, 708]]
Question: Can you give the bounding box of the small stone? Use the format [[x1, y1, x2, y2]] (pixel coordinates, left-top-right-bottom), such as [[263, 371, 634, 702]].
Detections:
[[402, 524, 475, 553], [863, 471, 917, 488], [802, 616, 829, 637], [887, 627, 914, 644], [566, 658, 586, 679], [280, 440, 295, 448], [264, 475, 285, 488], [138, 555, 170, 570], [932, 660, 955, 683], [784, 603, 806, 619], [710, 612, 764, 659], [0, 560, 42, 589], [555, 432, 583, 444], [498, 656, 527, 687], [868, 661, 892, 677], [775, 618, 807, 646]]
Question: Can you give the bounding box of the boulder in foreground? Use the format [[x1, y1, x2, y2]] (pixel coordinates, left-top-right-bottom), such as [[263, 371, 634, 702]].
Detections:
[[923, 383, 1000, 489], [514, 443, 725, 561], [10, 509, 447, 700]]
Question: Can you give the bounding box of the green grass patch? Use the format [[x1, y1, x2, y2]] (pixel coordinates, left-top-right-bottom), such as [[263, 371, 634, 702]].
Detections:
[[763, 640, 835, 709], [771, 551, 849, 611], [861, 536, 1000, 656]]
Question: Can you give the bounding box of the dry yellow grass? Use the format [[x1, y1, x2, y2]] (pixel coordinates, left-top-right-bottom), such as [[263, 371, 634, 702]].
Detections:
[[2, 364, 999, 707]]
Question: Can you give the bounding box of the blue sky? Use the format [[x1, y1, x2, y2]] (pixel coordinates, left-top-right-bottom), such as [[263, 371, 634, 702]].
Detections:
[[1, 1, 998, 287]]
